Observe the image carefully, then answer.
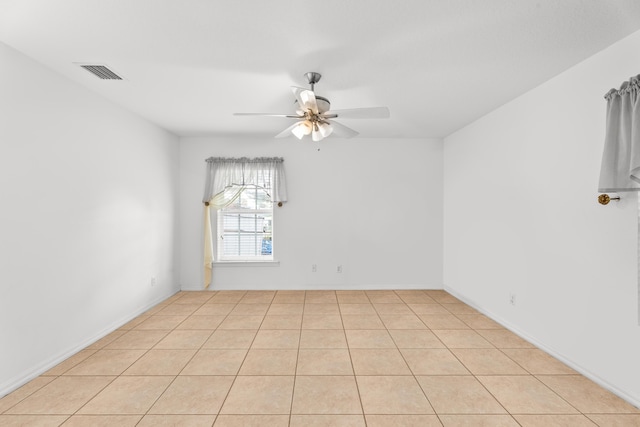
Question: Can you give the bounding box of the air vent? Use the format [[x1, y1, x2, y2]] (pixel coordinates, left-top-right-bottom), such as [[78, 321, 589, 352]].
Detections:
[[79, 64, 123, 80]]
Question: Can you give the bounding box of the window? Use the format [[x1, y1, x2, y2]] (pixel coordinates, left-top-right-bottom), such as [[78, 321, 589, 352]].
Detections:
[[217, 185, 273, 261]]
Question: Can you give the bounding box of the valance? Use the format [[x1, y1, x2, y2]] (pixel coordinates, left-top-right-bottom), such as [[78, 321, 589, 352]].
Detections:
[[598, 75, 640, 192], [202, 157, 288, 203]]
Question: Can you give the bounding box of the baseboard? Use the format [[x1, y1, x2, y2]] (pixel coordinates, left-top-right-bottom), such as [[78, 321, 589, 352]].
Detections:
[[443, 285, 640, 410], [182, 283, 445, 291], [0, 289, 180, 399]]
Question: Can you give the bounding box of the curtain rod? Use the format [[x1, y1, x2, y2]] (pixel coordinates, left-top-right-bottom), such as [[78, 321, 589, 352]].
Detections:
[[205, 157, 284, 163]]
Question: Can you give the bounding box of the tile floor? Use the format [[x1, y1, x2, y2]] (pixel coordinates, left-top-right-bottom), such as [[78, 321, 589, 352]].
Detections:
[[1, 290, 639, 426]]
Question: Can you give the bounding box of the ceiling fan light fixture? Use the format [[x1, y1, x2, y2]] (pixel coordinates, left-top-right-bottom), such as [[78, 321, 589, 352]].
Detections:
[[292, 121, 312, 139], [318, 122, 333, 138]]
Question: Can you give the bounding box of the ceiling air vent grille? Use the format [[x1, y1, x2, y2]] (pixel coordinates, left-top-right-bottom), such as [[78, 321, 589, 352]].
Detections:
[[79, 64, 123, 80]]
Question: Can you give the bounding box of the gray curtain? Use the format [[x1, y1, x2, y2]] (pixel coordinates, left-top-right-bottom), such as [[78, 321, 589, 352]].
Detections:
[[598, 75, 640, 192]]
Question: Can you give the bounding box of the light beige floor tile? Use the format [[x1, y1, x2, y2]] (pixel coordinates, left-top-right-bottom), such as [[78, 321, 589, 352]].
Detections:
[[239, 292, 275, 304], [176, 315, 226, 330], [373, 303, 413, 314], [427, 293, 461, 304], [86, 330, 126, 349], [455, 314, 502, 329], [513, 414, 598, 426], [44, 350, 97, 375], [123, 349, 195, 375], [345, 330, 396, 348], [339, 303, 376, 315], [138, 414, 216, 426], [290, 414, 366, 426], [181, 349, 247, 375], [336, 294, 370, 303], [62, 414, 142, 426], [417, 376, 506, 414], [251, 329, 300, 349], [296, 349, 354, 375], [304, 303, 340, 314], [299, 329, 347, 348], [501, 349, 575, 374], [157, 304, 202, 316], [214, 414, 290, 426], [432, 330, 494, 348], [537, 375, 640, 413], [408, 304, 450, 314], [64, 349, 145, 375], [154, 330, 212, 349], [380, 314, 427, 329], [7, 376, 114, 415], [341, 315, 384, 329], [419, 314, 469, 329], [239, 349, 298, 375], [173, 292, 214, 305], [350, 349, 411, 375], [272, 293, 306, 303], [134, 315, 188, 330], [0, 415, 69, 426], [230, 304, 270, 316], [357, 376, 434, 414], [438, 414, 519, 426], [218, 315, 264, 330], [194, 304, 235, 316], [267, 303, 304, 315], [305, 291, 338, 303], [78, 376, 172, 414], [292, 376, 362, 414], [149, 376, 234, 414], [396, 292, 437, 304], [440, 303, 478, 314], [0, 377, 56, 413], [209, 292, 246, 304], [365, 292, 403, 303], [401, 349, 470, 375], [220, 376, 294, 414], [118, 315, 149, 330], [366, 414, 442, 427], [586, 414, 640, 426], [302, 314, 343, 329], [451, 349, 528, 375], [476, 329, 535, 348], [389, 329, 446, 348], [477, 375, 578, 414], [259, 315, 302, 329], [202, 330, 257, 349], [104, 330, 169, 349]]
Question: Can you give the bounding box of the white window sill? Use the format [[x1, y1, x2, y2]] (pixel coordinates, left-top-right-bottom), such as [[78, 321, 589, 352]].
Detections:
[[212, 261, 280, 267]]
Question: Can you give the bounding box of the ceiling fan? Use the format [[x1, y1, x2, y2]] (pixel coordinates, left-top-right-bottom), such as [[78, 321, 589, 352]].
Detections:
[[234, 72, 390, 142]]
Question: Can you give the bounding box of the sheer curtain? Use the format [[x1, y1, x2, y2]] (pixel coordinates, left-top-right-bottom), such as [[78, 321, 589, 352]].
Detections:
[[201, 157, 287, 288], [598, 75, 640, 192]]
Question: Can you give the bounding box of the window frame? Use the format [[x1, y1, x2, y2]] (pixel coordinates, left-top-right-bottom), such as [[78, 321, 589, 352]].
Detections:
[[215, 185, 275, 262]]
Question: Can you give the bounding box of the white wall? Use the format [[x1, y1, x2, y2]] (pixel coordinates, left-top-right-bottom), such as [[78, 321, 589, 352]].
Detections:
[[0, 42, 180, 396], [179, 137, 443, 290], [444, 30, 640, 406]]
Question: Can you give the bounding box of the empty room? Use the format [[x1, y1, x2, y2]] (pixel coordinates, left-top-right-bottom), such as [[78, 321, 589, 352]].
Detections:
[[1, 1, 640, 426]]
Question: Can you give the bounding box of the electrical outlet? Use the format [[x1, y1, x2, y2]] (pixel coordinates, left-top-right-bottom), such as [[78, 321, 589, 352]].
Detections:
[[311, 264, 317, 273], [509, 293, 516, 306], [337, 265, 343, 273], [151, 277, 157, 287]]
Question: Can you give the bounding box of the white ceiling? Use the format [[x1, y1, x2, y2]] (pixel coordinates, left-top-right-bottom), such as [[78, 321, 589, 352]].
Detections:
[[2, 0, 640, 139]]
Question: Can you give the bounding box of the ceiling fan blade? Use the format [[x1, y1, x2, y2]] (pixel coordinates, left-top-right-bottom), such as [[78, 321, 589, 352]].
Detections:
[[274, 122, 301, 138], [329, 120, 359, 138], [325, 106, 390, 119], [291, 86, 318, 114], [234, 112, 302, 118]]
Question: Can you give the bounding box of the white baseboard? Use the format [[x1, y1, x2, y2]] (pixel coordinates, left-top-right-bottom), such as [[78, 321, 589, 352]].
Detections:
[[0, 289, 180, 399], [443, 285, 640, 410], [182, 283, 444, 291]]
